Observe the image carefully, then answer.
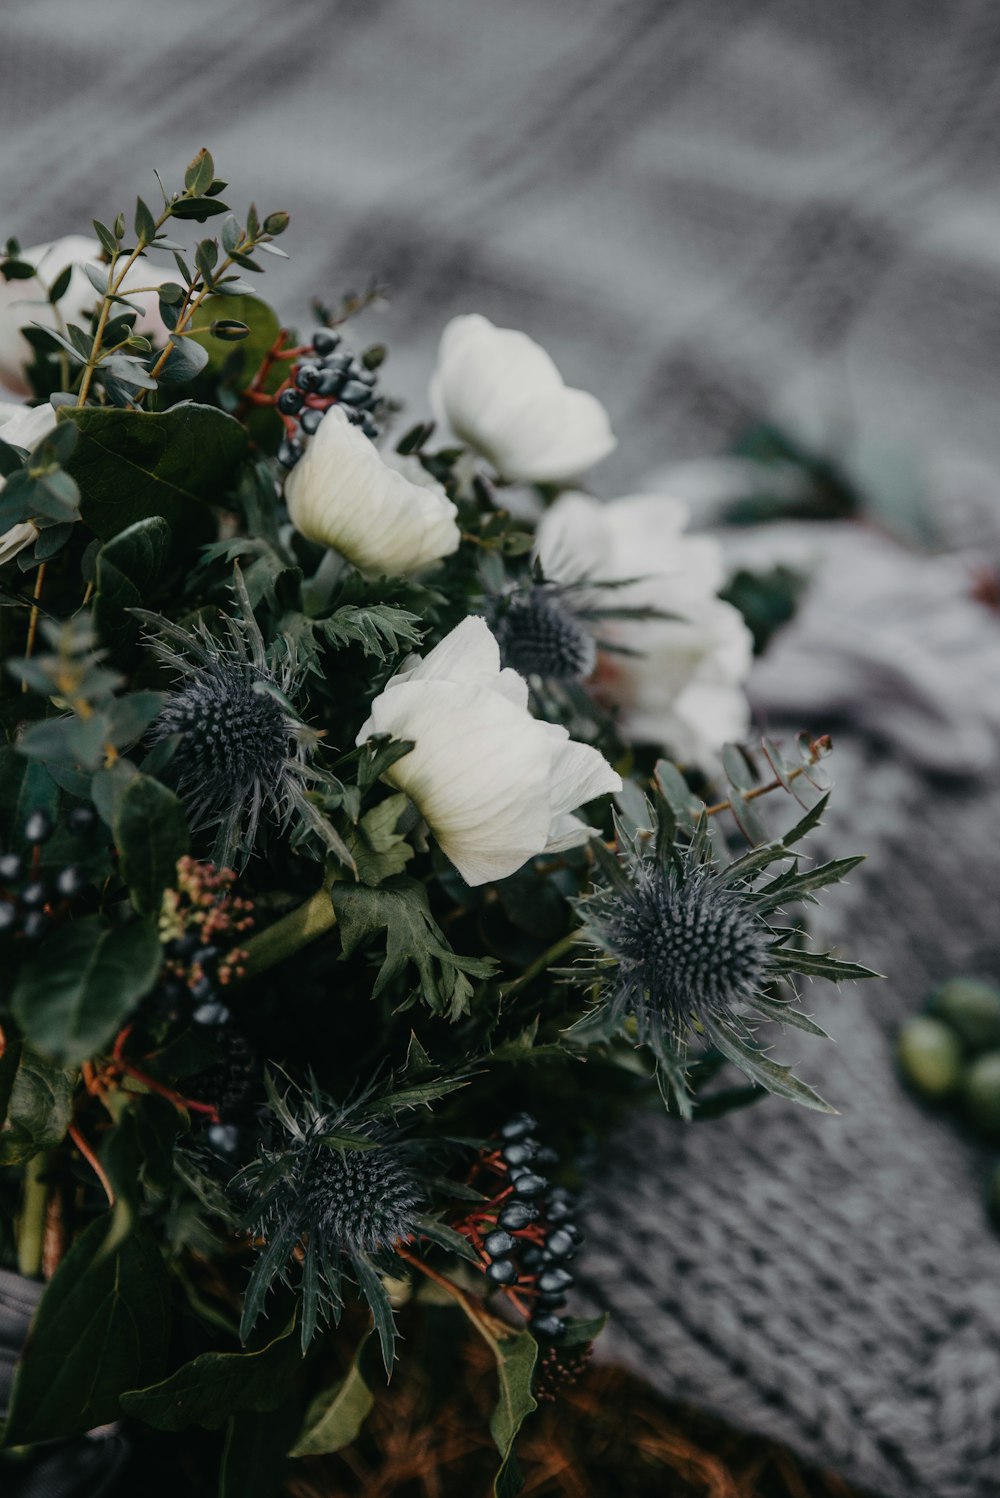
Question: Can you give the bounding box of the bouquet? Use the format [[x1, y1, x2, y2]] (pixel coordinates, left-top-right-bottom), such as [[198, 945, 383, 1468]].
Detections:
[[0, 152, 873, 1496]]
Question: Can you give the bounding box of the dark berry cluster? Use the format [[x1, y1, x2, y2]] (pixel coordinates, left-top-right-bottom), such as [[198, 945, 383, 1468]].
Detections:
[[0, 807, 95, 942], [276, 327, 381, 468], [145, 858, 259, 1141], [455, 1113, 583, 1342]]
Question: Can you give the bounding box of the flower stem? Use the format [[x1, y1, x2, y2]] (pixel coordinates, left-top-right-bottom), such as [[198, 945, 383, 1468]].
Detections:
[[17, 1150, 49, 1278], [499, 929, 583, 1000], [239, 885, 338, 981]]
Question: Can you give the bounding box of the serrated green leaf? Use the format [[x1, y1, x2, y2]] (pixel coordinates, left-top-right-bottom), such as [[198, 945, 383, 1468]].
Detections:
[[332, 877, 495, 1020], [4, 1219, 169, 1444], [753, 855, 866, 915], [707, 1022, 835, 1114], [770, 948, 882, 983]]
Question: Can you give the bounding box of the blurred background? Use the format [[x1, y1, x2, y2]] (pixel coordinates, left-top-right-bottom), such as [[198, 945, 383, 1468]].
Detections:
[[4, 4, 1000, 1496], [5, 0, 1000, 512]]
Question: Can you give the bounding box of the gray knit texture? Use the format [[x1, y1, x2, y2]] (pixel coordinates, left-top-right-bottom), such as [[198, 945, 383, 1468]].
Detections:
[[579, 513, 1000, 1498]]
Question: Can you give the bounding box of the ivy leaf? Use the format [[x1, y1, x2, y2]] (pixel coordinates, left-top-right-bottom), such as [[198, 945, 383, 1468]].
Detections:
[[4, 1219, 169, 1445], [121, 1321, 298, 1430], [114, 773, 188, 914], [60, 403, 247, 545], [288, 1330, 373, 1457], [11, 914, 163, 1065], [332, 876, 496, 1019], [0, 1046, 74, 1165]]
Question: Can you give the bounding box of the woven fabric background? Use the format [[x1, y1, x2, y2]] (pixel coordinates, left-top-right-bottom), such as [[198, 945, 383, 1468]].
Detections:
[[3, 5, 1000, 1495], [4, 0, 1000, 487]]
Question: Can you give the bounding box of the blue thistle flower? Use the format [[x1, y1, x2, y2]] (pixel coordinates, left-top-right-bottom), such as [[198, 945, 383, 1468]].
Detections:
[[236, 1073, 452, 1367], [140, 568, 342, 869], [490, 584, 597, 682], [571, 787, 876, 1116]]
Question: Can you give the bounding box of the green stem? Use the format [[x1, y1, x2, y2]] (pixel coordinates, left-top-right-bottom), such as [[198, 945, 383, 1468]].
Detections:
[[240, 886, 338, 981], [499, 929, 583, 1000], [17, 1150, 49, 1279]]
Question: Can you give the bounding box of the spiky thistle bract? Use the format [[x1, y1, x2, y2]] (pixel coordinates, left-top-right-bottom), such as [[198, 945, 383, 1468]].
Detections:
[[569, 781, 878, 1117], [139, 566, 350, 870], [235, 1071, 472, 1369]]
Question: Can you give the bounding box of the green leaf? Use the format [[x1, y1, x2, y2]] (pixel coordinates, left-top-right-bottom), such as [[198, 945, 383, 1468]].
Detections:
[[288, 1331, 373, 1457], [0, 1047, 74, 1165], [770, 948, 883, 983], [219, 1402, 301, 1498], [753, 855, 866, 915], [332, 877, 496, 1020], [121, 1321, 298, 1431], [318, 603, 425, 662], [93, 515, 173, 658], [489, 1332, 537, 1498], [412, 1213, 480, 1264], [157, 334, 210, 384], [11, 914, 163, 1065], [707, 1022, 836, 1114], [4, 1219, 169, 1445], [114, 773, 188, 914], [353, 1253, 398, 1372], [60, 402, 248, 544], [346, 794, 413, 885], [185, 148, 216, 196], [187, 294, 281, 389]]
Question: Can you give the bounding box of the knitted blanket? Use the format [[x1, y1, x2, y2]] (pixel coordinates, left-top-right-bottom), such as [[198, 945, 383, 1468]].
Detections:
[[580, 514, 1000, 1498]]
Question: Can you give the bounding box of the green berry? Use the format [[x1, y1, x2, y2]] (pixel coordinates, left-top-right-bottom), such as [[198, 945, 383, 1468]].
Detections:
[[897, 1016, 963, 1099], [927, 979, 1000, 1054], [962, 1052, 1000, 1137]]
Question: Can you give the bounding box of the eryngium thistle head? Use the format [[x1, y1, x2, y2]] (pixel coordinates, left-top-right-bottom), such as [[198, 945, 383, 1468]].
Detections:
[[237, 1074, 428, 1362], [573, 785, 874, 1115], [304, 1144, 422, 1255], [141, 569, 323, 867], [601, 860, 771, 1037], [490, 586, 597, 681], [154, 655, 288, 815]]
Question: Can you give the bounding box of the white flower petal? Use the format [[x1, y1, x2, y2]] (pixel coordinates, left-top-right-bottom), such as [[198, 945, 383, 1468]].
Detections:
[[285, 406, 460, 576], [0, 237, 168, 393], [0, 520, 38, 566], [430, 314, 615, 485], [356, 617, 619, 885]]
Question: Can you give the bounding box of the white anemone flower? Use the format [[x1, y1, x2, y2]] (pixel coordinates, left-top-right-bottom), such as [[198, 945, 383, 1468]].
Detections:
[[0, 401, 58, 566], [285, 405, 460, 576], [429, 314, 616, 485], [356, 616, 622, 886], [0, 236, 169, 394], [535, 491, 753, 767]]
